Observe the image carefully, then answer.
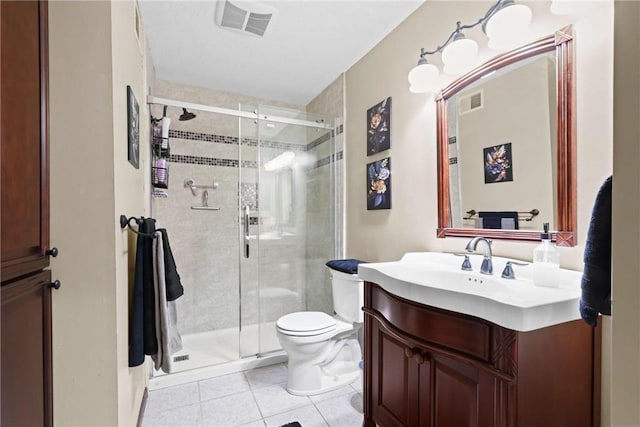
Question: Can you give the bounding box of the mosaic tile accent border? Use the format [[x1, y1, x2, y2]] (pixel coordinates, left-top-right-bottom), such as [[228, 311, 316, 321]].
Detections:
[[306, 131, 332, 151], [169, 151, 343, 171], [167, 124, 344, 153], [169, 154, 257, 169], [313, 151, 344, 169], [169, 130, 237, 144]]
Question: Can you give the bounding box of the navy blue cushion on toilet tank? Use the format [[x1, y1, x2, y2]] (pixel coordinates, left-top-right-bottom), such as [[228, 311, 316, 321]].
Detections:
[[325, 259, 367, 274]]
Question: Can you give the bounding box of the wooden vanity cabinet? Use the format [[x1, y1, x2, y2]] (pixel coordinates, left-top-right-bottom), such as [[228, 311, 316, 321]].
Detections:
[[363, 282, 600, 427]]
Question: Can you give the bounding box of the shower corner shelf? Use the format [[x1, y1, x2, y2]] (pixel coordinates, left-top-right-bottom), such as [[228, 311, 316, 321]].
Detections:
[[152, 165, 169, 189], [152, 136, 171, 158]]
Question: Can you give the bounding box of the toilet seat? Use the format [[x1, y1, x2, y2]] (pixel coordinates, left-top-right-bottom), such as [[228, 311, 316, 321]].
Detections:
[[276, 312, 336, 337]]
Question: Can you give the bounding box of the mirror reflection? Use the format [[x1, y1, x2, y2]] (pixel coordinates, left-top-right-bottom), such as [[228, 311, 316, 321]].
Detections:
[[447, 51, 557, 231], [436, 26, 576, 246]]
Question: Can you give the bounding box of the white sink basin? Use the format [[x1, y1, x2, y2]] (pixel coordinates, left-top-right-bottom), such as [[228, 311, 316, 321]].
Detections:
[[358, 252, 582, 332]]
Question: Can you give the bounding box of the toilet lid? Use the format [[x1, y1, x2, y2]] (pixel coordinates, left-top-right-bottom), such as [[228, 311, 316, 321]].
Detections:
[[277, 312, 336, 336]]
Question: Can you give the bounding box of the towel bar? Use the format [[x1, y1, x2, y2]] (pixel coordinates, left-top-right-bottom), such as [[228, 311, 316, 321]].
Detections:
[[190, 206, 220, 211], [463, 209, 540, 221], [119, 215, 157, 238]]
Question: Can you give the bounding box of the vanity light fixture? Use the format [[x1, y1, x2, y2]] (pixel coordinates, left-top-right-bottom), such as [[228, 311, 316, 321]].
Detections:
[[407, 0, 532, 93]]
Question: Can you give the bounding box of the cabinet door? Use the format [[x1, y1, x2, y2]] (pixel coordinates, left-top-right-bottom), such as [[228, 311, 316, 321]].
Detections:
[[370, 318, 422, 427], [1, 270, 53, 427], [1, 0, 50, 281], [431, 353, 497, 427]]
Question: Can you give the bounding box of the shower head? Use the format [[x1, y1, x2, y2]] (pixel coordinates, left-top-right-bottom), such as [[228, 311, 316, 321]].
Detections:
[[179, 108, 196, 121]]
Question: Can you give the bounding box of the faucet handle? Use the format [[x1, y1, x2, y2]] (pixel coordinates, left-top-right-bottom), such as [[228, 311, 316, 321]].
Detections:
[[453, 253, 473, 271], [501, 261, 529, 279]]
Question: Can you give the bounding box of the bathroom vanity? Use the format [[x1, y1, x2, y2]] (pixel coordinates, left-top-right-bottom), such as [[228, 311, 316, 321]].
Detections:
[[359, 253, 600, 427]]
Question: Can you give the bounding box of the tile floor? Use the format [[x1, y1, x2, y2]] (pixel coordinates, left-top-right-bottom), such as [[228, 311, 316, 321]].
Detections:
[[142, 363, 364, 427]]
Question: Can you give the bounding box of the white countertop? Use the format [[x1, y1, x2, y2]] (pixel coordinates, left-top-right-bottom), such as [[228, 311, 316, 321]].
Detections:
[[358, 252, 583, 332]]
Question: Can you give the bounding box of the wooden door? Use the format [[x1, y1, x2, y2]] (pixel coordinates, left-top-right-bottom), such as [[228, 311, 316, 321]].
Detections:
[[1, 1, 53, 426], [369, 318, 418, 427], [1, 271, 53, 426], [431, 353, 497, 427]]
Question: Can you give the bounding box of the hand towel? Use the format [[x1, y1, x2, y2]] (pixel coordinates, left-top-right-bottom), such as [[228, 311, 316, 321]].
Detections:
[[152, 231, 183, 373], [478, 211, 519, 230], [142, 218, 158, 355], [128, 224, 146, 367], [580, 176, 612, 327], [326, 259, 367, 274], [159, 228, 184, 301]]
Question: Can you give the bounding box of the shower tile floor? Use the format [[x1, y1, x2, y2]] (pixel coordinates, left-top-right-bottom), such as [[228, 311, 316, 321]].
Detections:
[[142, 363, 364, 427]]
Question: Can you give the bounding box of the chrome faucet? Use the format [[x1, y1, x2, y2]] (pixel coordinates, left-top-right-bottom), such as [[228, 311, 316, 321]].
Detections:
[[465, 237, 493, 275]]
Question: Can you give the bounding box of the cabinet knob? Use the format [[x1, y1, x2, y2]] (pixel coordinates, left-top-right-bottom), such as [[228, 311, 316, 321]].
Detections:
[[46, 247, 59, 257], [414, 353, 425, 364], [405, 348, 415, 358], [48, 280, 61, 290]]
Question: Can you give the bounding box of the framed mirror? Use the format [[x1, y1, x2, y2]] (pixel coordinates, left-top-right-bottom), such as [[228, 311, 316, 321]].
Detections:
[[436, 25, 576, 246]]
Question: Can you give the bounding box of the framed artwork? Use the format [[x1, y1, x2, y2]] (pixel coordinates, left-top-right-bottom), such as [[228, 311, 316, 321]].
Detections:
[[127, 85, 140, 169], [483, 143, 513, 183], [367, 157, 391, 210], [367, 97, 391, 155]]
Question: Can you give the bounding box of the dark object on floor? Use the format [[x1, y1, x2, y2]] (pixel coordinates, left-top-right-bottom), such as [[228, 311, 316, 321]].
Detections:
[[279, 423, 301, 427], [580, 175, 612, 327], [326, 259, 367, 274]]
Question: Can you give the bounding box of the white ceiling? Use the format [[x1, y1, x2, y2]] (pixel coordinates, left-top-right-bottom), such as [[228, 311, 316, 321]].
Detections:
[[138, 0, 425, 105]]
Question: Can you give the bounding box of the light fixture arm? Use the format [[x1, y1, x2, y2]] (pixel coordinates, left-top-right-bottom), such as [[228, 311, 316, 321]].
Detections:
[[409, 0, 531, 93], [416, 0, 506, 59]]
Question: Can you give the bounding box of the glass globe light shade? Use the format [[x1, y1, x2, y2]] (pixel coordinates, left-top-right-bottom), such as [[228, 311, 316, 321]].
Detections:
[[408, 61, 439, 90], [485, 3, 532, 46], [441, 37, 478, 74]]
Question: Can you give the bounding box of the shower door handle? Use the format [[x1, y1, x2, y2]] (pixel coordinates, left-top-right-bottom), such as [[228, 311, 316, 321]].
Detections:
[[244, 205, 250, 258]]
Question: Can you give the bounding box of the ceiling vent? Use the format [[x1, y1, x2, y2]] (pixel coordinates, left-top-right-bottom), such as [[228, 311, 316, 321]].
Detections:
[[215, 0, 277, 37]]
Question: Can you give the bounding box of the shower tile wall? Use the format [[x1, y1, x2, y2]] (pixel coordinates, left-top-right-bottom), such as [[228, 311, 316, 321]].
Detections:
[[306, 75, 345, 315]]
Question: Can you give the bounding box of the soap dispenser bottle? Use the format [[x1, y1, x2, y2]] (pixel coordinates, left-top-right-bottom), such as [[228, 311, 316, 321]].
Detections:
[[532, 222, 560, 287]]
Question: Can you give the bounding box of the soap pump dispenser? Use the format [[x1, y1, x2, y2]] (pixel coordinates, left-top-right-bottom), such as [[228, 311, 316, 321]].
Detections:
[[532, 222, 560, 287]]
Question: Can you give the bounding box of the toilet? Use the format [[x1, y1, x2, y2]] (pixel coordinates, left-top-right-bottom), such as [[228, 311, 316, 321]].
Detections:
[[276, 269, 364, 396]]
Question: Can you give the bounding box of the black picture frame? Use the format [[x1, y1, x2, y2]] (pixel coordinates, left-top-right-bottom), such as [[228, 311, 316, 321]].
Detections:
[[127, 85, 140, 169], [483, 142, 513, 183], [367, 97, 391, 156], [366, 157, 391, 210]]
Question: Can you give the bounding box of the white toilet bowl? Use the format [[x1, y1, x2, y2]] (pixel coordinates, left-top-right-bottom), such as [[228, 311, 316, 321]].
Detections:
[[276, 270, 364, 396], [276, 311, 362, 396]]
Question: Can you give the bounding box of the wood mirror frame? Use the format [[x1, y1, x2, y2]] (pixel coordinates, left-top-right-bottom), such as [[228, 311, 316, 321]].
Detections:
[[436, 25, 576, 246]]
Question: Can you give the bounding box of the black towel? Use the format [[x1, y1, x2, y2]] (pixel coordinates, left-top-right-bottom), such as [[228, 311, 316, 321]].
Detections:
[[326, 259, 367, 274], [580, 176, 612, 327], [142, 218, 158, 355], [128, 224, 146, 367], [159, 228, 184, 301]]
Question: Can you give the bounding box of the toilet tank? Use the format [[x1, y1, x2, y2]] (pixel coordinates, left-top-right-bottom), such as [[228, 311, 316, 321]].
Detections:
[[330, 270, 364, 323]]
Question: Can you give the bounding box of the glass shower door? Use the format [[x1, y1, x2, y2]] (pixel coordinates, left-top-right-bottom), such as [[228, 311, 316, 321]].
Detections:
[[238, 105, 261, 357], [238, 104, 335, 358]]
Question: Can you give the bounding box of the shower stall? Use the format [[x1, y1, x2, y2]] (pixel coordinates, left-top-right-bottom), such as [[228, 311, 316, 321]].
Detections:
[[148, 97, 340, 381]]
